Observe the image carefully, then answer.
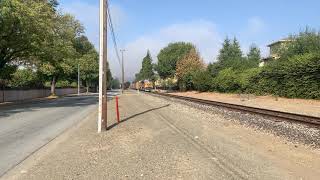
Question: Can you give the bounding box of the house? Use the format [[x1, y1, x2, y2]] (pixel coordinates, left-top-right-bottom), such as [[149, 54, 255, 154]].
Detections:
[[259, 38, 293, 67]]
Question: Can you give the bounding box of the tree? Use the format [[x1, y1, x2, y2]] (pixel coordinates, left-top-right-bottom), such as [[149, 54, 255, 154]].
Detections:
[[73, 35, 98, 92], [247, 44, 261, 68], [8, 69, 43, 88], [0, 0, 56, 82], [176, 48, 205, 91], [139, 51, 154, 80], [38, 14, 84, 95], [110, 78, 120, 89], [209, 37, 245, 77], [79, 50, 99, 93], [73, 36, 95, 56], [156, 42, 195, 79], [280, 28, 320, 59]]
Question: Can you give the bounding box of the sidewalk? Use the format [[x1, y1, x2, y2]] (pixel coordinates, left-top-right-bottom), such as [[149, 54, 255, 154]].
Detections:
[[3, 92, 320, 180]]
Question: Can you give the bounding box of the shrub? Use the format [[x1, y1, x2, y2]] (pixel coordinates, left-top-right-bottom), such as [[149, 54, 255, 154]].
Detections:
[[248, 53, 320, 99], [237, 68, 261, 92], [56, 80, 71, 88], [192, 70, 212, 92], [212, 68, 240, 92], [9, 69, 43, 88]]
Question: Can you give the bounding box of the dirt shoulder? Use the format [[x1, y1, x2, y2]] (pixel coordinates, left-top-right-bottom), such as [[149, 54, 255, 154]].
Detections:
[[4, 92, 320, 180], [170, 91, 320, 117]]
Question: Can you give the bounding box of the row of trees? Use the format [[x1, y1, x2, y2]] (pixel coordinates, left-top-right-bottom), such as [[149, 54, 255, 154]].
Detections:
[[135, 28, 320, 99], [0, 0, 112, 94]]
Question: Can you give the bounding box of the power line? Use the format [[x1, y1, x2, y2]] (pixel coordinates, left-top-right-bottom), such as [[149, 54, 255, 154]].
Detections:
[[106, 0, 121, 66]]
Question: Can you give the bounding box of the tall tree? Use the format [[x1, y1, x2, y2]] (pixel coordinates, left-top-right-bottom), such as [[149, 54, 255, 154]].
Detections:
[[139, 51, 155, 81], [217, 37, 232, 63], [209, 37, 244, 77], [156, 42, 195, 79], [38, 14, 84, 95], [176, 48, 205, 90], [0, 0, 55, 82], [73, 36, 95, 56], [247, 44, 261, 67], [280, 28, 320, 59], [78, 50, 99, 93]]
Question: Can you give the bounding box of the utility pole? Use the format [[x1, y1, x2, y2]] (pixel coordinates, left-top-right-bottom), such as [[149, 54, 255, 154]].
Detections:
[[98, 0, 108, 133], [120, 49, 126, 94], [77, 64, 80, 95]]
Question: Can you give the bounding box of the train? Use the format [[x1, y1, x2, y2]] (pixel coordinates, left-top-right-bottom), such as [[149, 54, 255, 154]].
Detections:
[[132, 80, 154, 92]]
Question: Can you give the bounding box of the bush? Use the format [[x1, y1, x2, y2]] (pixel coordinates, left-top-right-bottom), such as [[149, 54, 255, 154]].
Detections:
[[248, 53, 320, 99], [178, 73, 193, 91], [9, 69, 43, 88], [237, 68, 261, 92], [56, 80, 71, 88], [212, 68, 240, 92], [192, 70, 212, 92]]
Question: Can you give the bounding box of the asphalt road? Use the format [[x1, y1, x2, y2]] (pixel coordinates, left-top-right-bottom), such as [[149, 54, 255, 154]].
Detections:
[[0, 94, 104, 177], [7, 91, 320, 180]]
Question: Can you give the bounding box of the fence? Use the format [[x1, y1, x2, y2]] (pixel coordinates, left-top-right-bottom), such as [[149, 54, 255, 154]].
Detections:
[[0, 88, 85, 103]]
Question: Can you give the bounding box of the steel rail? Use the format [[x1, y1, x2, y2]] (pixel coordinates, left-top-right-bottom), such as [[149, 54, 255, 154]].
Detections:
[[153, 92, 320, 126]]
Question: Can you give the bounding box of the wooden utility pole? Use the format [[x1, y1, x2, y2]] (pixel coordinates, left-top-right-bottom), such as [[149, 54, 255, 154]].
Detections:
[[98, 0, 108, 133], [120, 49, 126, 93], [77, 64, 80, 95]]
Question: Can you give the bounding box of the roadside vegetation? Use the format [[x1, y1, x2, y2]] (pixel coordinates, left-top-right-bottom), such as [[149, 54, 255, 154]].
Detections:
[[0, 0, 113, 94], [135, 28, 320, 99]]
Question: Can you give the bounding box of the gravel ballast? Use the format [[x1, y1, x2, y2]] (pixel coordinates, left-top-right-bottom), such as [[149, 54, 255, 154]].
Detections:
[[151, 93, 320, 148]]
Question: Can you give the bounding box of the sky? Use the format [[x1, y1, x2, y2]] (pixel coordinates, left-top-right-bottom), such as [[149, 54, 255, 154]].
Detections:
[[59, 0, 320, 81]]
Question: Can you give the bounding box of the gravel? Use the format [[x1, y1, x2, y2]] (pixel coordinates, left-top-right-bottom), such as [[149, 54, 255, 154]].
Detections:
[[151, 93, 320, 148]]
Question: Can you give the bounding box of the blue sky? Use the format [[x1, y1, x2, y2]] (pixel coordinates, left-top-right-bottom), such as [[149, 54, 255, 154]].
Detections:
[[59, 0, 320, 80]]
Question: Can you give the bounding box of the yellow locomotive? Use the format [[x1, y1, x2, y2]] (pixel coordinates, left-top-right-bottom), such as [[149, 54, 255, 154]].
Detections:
[[135, 80, 153, 92]]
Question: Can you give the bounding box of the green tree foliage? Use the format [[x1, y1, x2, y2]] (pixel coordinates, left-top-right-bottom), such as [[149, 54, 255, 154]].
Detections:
[[208, 37, 245, 77], [110, 78, 120, 89], [156, 42, 195, 78], [73, 35, 99, 92], [0, 0, 113, 93], [0, 0, 55, 81], [73, 36, 95, 56], [137, 51, 155, 81], [212, 68, 240, 92], [176, 48, 204, 91], [247, 44, 261, 68], [38, 14, 84, 95], [280, 28, 320, 59], [8, 69, 43, 88], [248, 53, 320, 99], [79, 50, 99, 93], [192, 70, 212, 92]]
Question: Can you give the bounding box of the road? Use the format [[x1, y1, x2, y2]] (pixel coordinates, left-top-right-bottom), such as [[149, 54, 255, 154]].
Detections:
[[0, 93, 114, 177], [6, 91, 320, 180]]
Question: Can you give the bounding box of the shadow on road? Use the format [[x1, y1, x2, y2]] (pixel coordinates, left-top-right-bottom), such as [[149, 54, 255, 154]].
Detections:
[[107, 104, 171, 130], [0, 93, 118, 118]]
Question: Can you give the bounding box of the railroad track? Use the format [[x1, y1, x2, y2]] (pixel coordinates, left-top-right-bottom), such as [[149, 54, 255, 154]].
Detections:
[[152, 92, 320, 126]]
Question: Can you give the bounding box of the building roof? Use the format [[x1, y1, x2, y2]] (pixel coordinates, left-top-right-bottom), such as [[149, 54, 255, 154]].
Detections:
[[267, 38, 293, 47]]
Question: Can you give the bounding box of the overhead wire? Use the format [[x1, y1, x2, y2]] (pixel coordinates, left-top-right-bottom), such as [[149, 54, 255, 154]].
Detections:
[[106, 0, 122, 66]]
